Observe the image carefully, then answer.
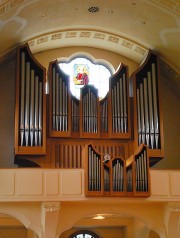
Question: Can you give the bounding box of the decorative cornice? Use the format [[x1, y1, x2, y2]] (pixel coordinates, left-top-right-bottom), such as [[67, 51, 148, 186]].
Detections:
[[28, 29, 148, 64]]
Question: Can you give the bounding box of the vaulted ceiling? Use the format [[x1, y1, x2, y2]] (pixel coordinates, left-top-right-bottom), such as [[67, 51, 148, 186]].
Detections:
[[0, 0, 179, 74]]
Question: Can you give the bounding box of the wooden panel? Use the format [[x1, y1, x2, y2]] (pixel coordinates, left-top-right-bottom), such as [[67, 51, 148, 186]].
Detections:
[[150, 171, 169, 196], [170, 173, 180, 196], [16, 170, 43, 195], [60, 170, 83, 195], [0, 171, 15, 196], [44, 171, 59, 195]]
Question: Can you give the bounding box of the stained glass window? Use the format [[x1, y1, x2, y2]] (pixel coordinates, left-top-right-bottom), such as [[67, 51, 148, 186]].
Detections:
[[59, 57, 112, 100], [69, 230, 99, 238]]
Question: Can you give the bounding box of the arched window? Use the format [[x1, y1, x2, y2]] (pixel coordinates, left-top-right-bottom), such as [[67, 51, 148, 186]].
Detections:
[[69, 230, 99, 238], [59, 56, 113, 100]]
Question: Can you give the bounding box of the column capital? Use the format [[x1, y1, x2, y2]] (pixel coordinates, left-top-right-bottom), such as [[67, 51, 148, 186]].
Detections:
[[41, 202, 61, 213], [166, 202, 180, 213]]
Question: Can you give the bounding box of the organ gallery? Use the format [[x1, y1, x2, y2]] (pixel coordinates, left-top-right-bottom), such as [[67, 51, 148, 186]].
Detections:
[[14, 44, 164, 197]]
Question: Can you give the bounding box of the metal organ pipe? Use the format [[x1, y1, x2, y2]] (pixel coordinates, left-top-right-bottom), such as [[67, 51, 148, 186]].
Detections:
[[30, 69, 35, 146], [123, 73, 127, 133], [34, 76, 39, 146], [20, 52, 25, 146], [25, 62, 30, 146], [152, 63, 159, 148], [19, 49, 44, 147]]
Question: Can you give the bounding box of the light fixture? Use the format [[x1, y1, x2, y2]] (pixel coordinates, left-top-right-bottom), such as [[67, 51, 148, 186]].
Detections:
[[92, 214, 105, 220], [88, 6, 99, 13], [131, 2, 136, 6], [108, 10, 113, 14]]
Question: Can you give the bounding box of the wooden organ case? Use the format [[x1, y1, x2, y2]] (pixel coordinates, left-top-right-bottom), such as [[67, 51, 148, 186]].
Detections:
[[15, 44, 164, 197]]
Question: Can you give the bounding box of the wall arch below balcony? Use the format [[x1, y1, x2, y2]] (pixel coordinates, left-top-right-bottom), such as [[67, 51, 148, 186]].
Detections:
[[57, 202, 166, 238], [0, 205, 41, 238]]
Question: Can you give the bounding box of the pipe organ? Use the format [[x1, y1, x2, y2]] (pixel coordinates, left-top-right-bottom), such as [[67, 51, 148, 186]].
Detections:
[[15, 44, 46, 155], [48, 60, 71, 137], [15, 44, 164, 197], [48, 62, 131, 139], [131, 51, 164, 162], [110, 65, 130, 138], [85, 143, 150, 197], [81, 85, 99, 137]]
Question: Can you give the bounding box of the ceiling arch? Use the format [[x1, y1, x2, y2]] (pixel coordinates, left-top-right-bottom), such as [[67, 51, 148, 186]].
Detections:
[[0, 0, 179, 74]]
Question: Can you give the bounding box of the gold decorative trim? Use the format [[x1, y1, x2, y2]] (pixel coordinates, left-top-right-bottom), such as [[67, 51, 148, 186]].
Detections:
[[80, 31, 91, 38], [134, 46, 147, 56], [65, 31, 77, 38], [108, 35, 119, 43], [121, 40, 133, 49], [37, 36, 48, 44], [94, 33, 105, 40], [51, 33, 62, 40]]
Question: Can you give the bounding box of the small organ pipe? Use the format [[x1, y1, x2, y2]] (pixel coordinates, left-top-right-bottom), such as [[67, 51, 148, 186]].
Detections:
[[140, 84, 145, 144], [39, 82, 42, 145], [55, 72, 59, 131], [143, 78, 149, 147], [20, 52, 25, 146], [52, 67, 56, 130], [25, 62, 30, 146], [123, 73, 127, 133], [34, 76, 39, 146], [120, 78, 123, 132], [117, 82, 120, 132], [147, 71, 154, 148], [152, 63, 159, 148], [137, 89, 141, 145], [30, 69, 35, 146], [59, 77, 63, 131]]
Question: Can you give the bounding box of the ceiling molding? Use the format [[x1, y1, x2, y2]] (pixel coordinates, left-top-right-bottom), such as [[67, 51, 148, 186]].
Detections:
[[28, 29, 148, 64]]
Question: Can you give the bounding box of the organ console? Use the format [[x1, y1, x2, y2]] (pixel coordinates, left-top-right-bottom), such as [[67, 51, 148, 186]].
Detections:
[[14, 44, 164, 197]]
